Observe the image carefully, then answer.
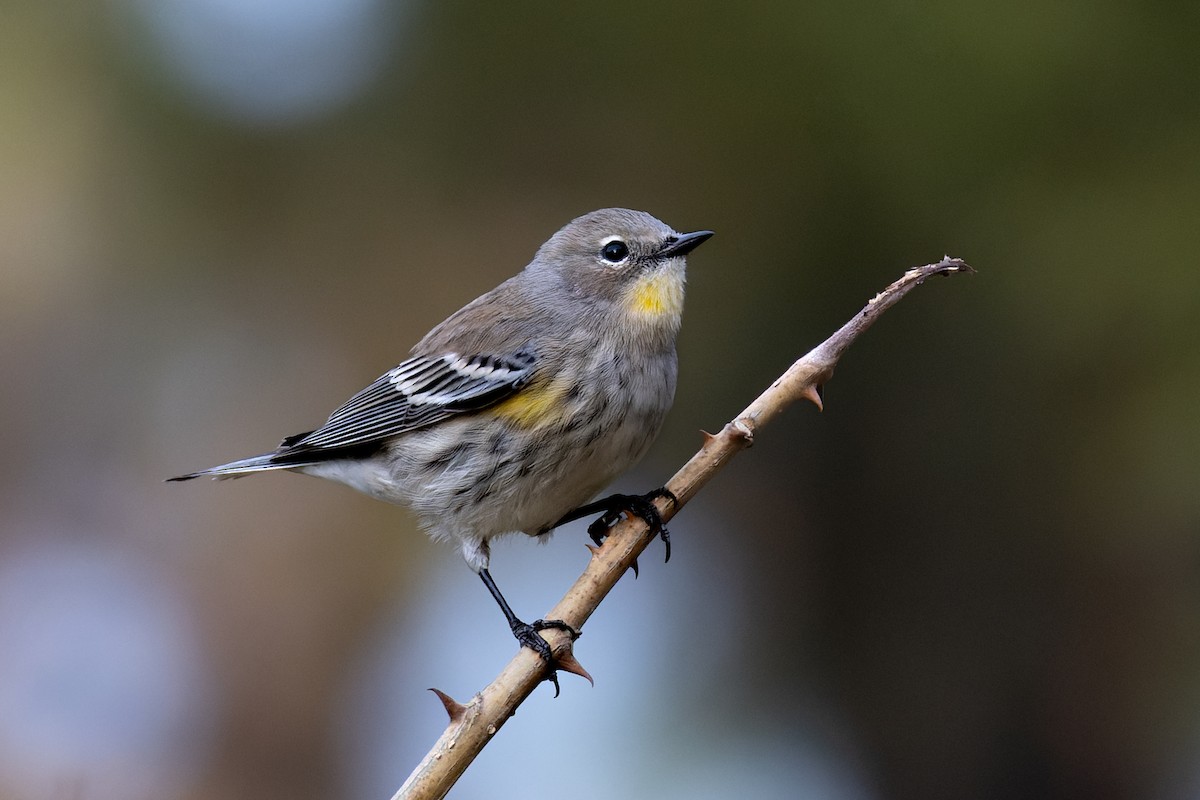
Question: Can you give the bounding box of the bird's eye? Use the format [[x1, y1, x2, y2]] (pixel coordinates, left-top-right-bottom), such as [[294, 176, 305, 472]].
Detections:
[[600, 240, 629, 263]]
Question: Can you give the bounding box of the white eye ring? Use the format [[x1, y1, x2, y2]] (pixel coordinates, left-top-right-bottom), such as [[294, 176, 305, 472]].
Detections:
[[598, 235, 630, 266]]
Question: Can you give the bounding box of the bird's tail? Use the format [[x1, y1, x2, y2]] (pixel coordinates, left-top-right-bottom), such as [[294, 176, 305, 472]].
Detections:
[[166, 452, 309, 482]]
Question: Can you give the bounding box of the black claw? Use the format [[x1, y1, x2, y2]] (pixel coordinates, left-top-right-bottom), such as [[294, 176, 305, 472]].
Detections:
[[532, 618, 580, 639], [512, 619, 578, 697], [649, 488, 677, 563], [652, 487, 680, 509], [480, 569, 581, 697], [586, 511, 620, 548], [570, 488, 675, 563], [510, 620, 565, 696]]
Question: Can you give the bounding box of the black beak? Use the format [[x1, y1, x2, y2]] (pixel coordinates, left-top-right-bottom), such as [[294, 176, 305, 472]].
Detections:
[[659, 229, 714, 258]]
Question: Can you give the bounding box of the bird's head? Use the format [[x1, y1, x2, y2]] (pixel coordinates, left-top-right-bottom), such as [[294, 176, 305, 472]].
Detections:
[[529, 208, 713, 334]]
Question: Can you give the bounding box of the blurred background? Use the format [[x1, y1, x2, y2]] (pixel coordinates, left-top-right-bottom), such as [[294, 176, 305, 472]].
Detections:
[[2, 1, 1198, 798]]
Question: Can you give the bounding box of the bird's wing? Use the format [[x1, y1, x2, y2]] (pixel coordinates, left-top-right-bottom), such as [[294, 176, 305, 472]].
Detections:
[[281, 349, 536, 452]]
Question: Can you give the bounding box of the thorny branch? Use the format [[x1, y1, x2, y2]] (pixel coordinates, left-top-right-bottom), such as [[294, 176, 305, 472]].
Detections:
[[393, 257, 975, 800]]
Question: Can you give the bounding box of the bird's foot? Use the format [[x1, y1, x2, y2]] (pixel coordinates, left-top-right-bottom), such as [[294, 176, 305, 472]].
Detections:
[[511, 618, 580, 697], [559, 488, 677, 577]]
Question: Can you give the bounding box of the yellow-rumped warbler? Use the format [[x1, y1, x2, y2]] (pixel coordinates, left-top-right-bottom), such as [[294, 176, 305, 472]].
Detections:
[[170, 208, 712, 690]]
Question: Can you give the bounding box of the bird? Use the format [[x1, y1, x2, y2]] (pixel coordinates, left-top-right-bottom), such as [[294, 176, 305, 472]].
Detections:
[[169, 208, 713, 692]]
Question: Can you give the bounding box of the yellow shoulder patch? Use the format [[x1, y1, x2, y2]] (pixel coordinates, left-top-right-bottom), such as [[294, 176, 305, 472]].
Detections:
[[492, 378, 570, 428]]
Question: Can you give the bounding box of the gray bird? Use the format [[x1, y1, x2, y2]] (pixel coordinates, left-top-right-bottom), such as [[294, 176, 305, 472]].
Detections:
[[170, 208, 713, 691]]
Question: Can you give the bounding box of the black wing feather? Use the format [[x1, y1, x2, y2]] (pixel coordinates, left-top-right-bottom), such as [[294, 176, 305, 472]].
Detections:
[[280, 349, 535, 453]]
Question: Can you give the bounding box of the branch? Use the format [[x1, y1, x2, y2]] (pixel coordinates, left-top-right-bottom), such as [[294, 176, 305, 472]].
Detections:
[[392, 256, 975, 799]]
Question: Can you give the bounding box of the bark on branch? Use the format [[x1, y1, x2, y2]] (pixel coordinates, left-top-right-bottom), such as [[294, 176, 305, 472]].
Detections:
[[392, 256, 975, 799]]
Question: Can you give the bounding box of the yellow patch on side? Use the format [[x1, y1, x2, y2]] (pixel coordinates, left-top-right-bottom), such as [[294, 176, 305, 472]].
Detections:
[[492, 378, 571, 428], [626, 271, 685, 317]]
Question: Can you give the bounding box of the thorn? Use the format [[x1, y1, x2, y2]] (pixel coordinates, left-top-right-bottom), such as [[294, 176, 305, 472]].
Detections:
[[731, 418, 755, 446], [585, 543, 601, 557], [700, 429, 717, 445], [801, 384, 824, 411], [629, 558, 640, 579], [555, 651, 594, 686], [429, 688, 468, 724]]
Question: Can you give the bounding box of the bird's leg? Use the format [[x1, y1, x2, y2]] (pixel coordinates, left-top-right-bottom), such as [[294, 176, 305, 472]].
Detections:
[[555, 488, 678, 576], [478, 568, 578, 697]]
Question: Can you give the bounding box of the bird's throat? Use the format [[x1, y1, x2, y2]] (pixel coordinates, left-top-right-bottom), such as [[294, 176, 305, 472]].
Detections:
[[625, 270, 685, 318]]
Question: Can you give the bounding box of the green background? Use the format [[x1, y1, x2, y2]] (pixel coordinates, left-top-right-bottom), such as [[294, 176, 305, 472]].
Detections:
[[2, 2, 1198, 798]]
